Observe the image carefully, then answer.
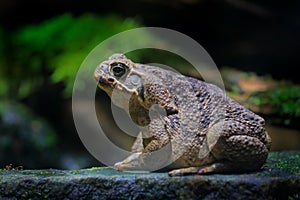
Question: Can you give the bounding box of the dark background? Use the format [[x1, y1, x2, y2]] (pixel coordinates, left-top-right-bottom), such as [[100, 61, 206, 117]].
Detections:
[[1, 0, 299, 82]]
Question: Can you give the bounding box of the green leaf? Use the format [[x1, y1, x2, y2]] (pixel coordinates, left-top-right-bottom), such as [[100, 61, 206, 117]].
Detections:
[[0, 14, 143, 99]]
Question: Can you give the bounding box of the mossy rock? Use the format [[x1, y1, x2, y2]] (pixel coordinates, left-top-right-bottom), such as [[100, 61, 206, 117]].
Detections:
[[0, 151, 299, 199]]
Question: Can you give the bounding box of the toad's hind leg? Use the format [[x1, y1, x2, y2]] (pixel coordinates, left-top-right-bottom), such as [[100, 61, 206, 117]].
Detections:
[[210, 135, 269, 173], [168, 131, 269, 176]]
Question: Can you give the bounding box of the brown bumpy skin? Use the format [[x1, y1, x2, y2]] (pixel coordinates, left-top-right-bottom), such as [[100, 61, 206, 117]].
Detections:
[[94, 53, 271, 176]]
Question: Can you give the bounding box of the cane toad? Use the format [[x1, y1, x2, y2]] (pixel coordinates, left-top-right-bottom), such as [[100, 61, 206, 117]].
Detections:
[[94, 53, 271, 176]]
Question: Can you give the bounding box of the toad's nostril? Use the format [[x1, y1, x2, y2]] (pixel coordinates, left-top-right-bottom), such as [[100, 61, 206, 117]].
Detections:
[[108, 78, 115, 82], [100, 63, 108, 70]]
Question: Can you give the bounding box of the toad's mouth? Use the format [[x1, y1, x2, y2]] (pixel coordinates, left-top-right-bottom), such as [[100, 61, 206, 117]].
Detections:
[[94, 72, 115, 87], [94, 74, 139, 98], [94, 73, 114, 96], [98, 77, 116, 88]]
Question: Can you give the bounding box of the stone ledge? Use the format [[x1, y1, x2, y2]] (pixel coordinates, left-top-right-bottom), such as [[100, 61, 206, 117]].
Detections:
[[0, 151, 299, 200]]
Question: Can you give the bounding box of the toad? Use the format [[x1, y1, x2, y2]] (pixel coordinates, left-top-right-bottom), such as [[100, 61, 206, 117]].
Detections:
[[94, 53, 271, 176]]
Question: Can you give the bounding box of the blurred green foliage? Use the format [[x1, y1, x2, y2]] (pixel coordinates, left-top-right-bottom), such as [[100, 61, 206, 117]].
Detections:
[[247, 86, 300, 124], [0, 13, 141, 98]]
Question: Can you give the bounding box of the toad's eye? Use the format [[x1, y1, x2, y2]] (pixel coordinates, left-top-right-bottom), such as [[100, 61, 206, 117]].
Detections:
[[111, 63, 127, 77]]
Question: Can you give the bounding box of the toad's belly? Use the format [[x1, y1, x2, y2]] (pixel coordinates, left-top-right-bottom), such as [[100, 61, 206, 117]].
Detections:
[[168, 147, 217, 169]]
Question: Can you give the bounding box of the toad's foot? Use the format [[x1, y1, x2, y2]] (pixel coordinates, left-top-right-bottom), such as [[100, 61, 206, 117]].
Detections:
[[114, 152, 143, 171], [168, 162, 240, 176], [168, 167, 200, 176]]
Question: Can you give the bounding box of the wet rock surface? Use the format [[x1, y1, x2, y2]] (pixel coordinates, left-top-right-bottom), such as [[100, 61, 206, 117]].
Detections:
[[0, 151, 299, 200]]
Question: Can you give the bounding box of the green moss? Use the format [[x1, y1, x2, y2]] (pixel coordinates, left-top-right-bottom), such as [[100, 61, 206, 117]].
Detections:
[[272, 154, 300, 175], [34, 170, 56, 176], [70, 170, 81, 174], [258, 151, 300, 177], [87, 167, 104, 171]]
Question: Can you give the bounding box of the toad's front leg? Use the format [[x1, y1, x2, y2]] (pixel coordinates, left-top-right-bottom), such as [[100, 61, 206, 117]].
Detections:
[[114, 131, 144, 171], [114, 152, 144, 171], [114, 118, 170, 171]]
